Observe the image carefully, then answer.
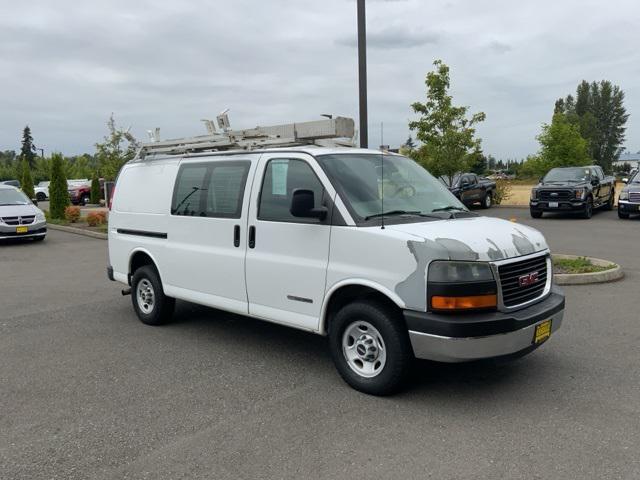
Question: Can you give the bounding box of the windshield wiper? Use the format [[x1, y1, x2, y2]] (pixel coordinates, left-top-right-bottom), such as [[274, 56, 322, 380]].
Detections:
[[365, 210, 442, 221], [431, 206, 467, 213]]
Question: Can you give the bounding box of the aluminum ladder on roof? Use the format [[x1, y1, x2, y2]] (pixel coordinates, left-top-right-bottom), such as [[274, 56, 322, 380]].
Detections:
[[134, 114, 356, 160]]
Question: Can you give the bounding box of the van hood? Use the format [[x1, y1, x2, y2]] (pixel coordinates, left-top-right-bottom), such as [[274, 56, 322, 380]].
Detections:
[[0, 204, 39, 218], [388, 216, 548, 262]]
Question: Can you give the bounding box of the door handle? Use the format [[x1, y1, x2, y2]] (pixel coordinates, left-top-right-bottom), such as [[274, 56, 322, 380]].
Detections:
[[234, 225, 240, 247], [248, 226, 256, 249]]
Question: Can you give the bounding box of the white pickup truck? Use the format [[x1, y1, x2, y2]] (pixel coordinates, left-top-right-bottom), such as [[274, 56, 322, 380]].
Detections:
[[107, 118, 564, 395]]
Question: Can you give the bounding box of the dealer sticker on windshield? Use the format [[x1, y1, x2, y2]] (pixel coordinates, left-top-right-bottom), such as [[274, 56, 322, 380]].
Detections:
[[534, 320, 552, 344]]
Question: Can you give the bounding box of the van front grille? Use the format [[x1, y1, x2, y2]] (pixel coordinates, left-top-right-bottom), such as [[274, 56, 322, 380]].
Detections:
[[1, 216, 35, 225], [498, 255, 548, 307]]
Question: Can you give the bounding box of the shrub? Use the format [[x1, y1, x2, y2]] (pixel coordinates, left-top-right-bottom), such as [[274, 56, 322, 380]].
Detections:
[[493, 179, 513, 205], [64, 206, 81, 223], [86, 211, 107, 227], [49, 153, 69, 219], [90, 173, 101, 204]]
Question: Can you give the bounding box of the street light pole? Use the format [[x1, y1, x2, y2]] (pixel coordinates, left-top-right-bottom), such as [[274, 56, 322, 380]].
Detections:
[[357, 0, 368, 148]]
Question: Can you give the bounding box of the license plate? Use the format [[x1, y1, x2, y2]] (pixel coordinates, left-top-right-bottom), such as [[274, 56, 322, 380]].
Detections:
[[16, 226, 28, 234], [533, 320, 552, 344], [548, 202, 559, 208]]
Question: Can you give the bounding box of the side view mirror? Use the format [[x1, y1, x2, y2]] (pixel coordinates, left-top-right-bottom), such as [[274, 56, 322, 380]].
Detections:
[[591, 178, 599, 186], [622, 178, 629, 184], [290, 189, 327, 220], [32, 198, 38, 206]]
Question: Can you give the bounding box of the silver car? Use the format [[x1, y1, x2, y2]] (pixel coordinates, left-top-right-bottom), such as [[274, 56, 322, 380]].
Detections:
[[0, 184, 47, 241]]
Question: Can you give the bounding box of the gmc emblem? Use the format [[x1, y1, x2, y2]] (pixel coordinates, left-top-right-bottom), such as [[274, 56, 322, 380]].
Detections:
[[518, 271, 539, 287]]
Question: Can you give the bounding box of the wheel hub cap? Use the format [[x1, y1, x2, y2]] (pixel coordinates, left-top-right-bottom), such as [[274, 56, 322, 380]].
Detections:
[[137, 279, 155, 314], [342, 321, 387, 378]]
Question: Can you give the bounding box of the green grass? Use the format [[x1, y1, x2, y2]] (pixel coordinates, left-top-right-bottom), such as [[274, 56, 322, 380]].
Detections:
[[553, 257, 615, 274]]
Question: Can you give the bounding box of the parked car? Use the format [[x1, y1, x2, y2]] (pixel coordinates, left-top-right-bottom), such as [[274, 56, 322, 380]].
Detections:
[[443, 173, 496, 208], [0, 184, 47, 241], [1, 179, 21, 188], [35, 181, 50, 201], [108, 138, 564, 395], [618, 170, 640, 219], [68, 178, 103, 205], [529, 165, 615, 219]]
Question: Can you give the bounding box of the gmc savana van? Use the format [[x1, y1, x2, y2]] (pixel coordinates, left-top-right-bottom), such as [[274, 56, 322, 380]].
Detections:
[[107, 117, 564, 395]]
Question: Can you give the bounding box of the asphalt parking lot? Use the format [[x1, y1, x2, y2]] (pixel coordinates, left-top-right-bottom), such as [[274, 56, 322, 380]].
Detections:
[[2, 208, 639, 480]]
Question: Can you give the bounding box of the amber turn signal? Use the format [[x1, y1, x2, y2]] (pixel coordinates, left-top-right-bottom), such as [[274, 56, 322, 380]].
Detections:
[[431, 294, 497, 311]]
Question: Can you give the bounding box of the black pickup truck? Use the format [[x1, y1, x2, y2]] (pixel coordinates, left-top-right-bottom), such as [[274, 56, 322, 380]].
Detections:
[[529, 165, 615, 219], [443, 173, 496, 208]]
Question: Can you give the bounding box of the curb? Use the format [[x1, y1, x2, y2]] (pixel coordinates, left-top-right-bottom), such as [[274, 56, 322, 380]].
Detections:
[[494, 204, 529, 209], [47, 223, 107, 240], [552, 254, 623, 285]]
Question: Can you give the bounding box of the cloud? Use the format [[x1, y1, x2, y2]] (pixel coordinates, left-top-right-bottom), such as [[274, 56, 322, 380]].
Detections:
[[487, 40, 512, 54], [336, 28, 440, 49]]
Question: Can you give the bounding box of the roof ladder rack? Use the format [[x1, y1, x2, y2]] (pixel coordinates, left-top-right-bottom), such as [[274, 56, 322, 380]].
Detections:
[[134, 113, 356, 160]]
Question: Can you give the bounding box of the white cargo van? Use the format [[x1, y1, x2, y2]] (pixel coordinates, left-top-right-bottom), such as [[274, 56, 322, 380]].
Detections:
[[107, 117, 564, 395]]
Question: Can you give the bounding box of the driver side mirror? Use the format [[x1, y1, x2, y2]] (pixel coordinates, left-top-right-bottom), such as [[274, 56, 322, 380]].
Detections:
[[290, 189, 327, 220]]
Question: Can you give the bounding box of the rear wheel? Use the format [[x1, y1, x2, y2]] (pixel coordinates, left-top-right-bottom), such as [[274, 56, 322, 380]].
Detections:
[[530, 209, 543, 218], [131, 265, 175, 325], [81, 194, 90, 205], [618, 209, 629, 219], [581, 197, 593, 219], [605, 191, 614, 210], [481, 192, 492, 209], [329, 300, 412, 396], [36, 192, 46, 202]]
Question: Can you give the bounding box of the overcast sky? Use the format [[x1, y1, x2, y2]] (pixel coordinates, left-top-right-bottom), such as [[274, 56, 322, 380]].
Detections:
[[2, 0, 639, 159]]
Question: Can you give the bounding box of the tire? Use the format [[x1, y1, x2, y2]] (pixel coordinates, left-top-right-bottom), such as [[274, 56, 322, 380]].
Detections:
[[131, 265, 175, 325], [329, 300, 412, 396], [481, 192, 492, 209], [618, 209, 629, 219], [36, 192, 46, 202], [530, 209, 543, 219], [580, 197, 593, 219], [605, 192, 614, 210], [81, 194, 90, 205]]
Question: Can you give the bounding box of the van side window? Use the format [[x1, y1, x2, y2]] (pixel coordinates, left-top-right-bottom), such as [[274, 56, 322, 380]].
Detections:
[[258, 158, 325, 223], [172, 161, 250, 218]]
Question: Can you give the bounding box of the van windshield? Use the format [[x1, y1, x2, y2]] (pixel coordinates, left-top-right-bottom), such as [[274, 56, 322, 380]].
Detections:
[[316, 153, 466, 221], [0, 188, 29, 206]]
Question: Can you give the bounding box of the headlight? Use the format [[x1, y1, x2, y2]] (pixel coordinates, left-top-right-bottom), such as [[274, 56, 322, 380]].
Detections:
[[428, 261, 497, 311], [575, 189, 586, 200], [35, 211, 46, 222], [619, 191, 629, 201], [429, 261, 494, 283], [530, 189, 538, 200]]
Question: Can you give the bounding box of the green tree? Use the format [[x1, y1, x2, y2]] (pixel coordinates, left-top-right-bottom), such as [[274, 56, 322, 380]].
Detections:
[[470, 153, 488, 175], [408, 60, 486, 185], [519, 114, 591, 177], [90, 172, 101, 204], [95, 114, 138, 180], [20, 126, 36, 168], [19, 157, 35, 200], [49, 153, 70, 219], [555, 80, 628, 172]]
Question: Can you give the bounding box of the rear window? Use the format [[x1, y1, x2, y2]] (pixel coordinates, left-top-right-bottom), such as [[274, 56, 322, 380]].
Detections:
[[171, 161, 251, 218]]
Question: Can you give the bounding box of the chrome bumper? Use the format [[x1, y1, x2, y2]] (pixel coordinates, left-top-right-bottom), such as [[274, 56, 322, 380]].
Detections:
[[409, 308, 564, 363]]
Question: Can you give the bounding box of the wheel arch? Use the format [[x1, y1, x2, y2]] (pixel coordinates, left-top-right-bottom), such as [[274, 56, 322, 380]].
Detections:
[[319, 280, 406, 335], [128, 248, 164, 286]]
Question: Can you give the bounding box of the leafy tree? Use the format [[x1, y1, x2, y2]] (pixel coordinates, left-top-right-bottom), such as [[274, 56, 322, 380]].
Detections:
[[555, 80, 628, 172], [19, 157, 35, 200], [49, 153, 70, 219], [20, 126, 36, 168], [95, 114, 138, 180], [470, 153, 488, 175], [519, 114, 591, 177], [404, 136, 416, 149], [90, 172, 101, 204], [408, 60, 486, 185]]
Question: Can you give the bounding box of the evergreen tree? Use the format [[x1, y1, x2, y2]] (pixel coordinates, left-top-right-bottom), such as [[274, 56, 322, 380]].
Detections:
[[20, 157, 35, 200], [20, 126, 36, 168], [49, 153, 70, 219], [555, 80, 628, 172], [90, 172, 101, 204]]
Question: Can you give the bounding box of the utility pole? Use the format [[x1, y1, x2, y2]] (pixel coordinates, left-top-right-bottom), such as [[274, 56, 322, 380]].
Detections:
[[357, 0, 368, 148]]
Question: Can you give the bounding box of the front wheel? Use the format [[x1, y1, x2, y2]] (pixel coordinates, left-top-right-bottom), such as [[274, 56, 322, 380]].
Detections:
[[530, 209, 543, 219], [329, 301, 412, 396], [581, 198, 593, 219], [481, 192, 492, 209], [618, 209, 629, 219], [131, 265, 175, 325], [605, 191, 614, 210], [36, 192, 46, 202]]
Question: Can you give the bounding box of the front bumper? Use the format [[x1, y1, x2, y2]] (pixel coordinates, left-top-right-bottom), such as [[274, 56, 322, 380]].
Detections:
[[618, 201, 640, 213], [0, 221, 47, 239], [530, 200, 586, 212], [405, 288, 565, 362]]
